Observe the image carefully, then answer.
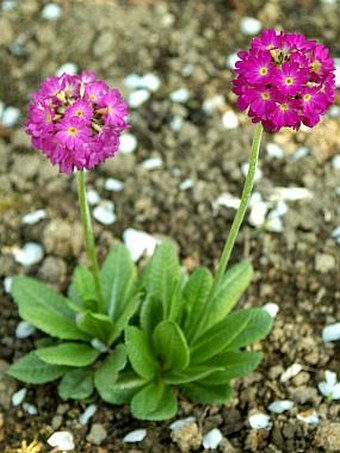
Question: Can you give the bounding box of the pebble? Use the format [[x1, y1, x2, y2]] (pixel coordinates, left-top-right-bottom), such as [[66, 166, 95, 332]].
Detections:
[[240, 17, 262, 35], [170, 88, 190, 103], [280, 363, 302, 383], [128, 89, 150, 108], [265, 216, 283, 233], [226, 53, 240, 70], [248, 413, 272, 430], [269, 187, 312, 201], [104, 178, 125, 192], [79, 404, 97, 425], [141, 157, 163, 170], [86, 423, 107, 445], [93, 201, 116, 225], [22, 209, 47, 225], [297, 409, 319, 425], [322, 323, 340, 342], [262, 303, 279, 318], [2, 0, 17, 11], [315, 253, 336, 273], [12, 388, 27, 406], [1, 106, 20, 128], [318, 371, 340, 400], [170, 417, 196, 431], [119, 133, 138, 153], [9, 34, 26, 57], [214, 193, 241, 211], [328, 105, 340, 118], [332, 155, 340, 169], [122, 228, 160, 262], [202, 428, 223, 450], [56, 63, 78, 76], [15, 321, 35, 339], [241, 162, 263, 182], [268, 400, 294, 413], [315, 423, 340, 452], [0, 360, 18, 409], [169, 115, 184, 132], [124, 73, 160, 92], [3, 276, 13, 294], [123, 429, 147, 443], [41, 3, 63, 20], [179, 178, 194, 191], [293, 146, 309, 160], [202, 95, 225, 115], [266, 143, 284, 159], [23, 402, 38, 415], [14, 242, 44, 266], [170, 422, 202, 451], [248, 201, 268, 227], [222, 110, 239, 129], [86, 189, 101, 205], [334, 58, 340, 88], [0, 101, 4, 119], [47, 431, 75, 451], [331, 226, 340, 244]]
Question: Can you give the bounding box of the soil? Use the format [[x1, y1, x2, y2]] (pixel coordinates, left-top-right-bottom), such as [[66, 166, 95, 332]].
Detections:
[[0, 0, 339, 452]]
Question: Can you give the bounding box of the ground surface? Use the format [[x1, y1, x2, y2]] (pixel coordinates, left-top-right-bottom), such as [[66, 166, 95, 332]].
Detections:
[[0, 0, 339, 451]]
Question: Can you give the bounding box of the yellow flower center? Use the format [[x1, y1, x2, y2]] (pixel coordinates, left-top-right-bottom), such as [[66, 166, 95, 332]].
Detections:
[[303, 93, 312, 102], [261, 92, 270, 100], [285, 77, 294, 86], [280, 104, 289, 111], [46, 113, 52, 122], [76, 110, 83, 117], [68, 127, 78, 136], [90, 94, 96, 100], [310, 60, 321, 73], [259, 67, 268, 76]]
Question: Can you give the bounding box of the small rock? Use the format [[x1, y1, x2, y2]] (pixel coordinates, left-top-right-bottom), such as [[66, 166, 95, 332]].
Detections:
[[23, 402, 38, 415], [122, 228, 160, 262], [56, 62, 78, 76], [202, 95, 225, 115], [269, 187, 312, 201], [241, 162, 262, 182], [262, 303, 279, 318], [226, 53, 240, 70], [331, 226, 340, 244], [222, 110, 239, 129], [170, 417, 196, 431], [0, 360, 18, 409], [280, 363, 302, 383], [322, 323, 340, 342], [93, 201, 116, 225], [169, 115, 184, 132], [141, 157, 163, 170], [119, 133, 138, 153], [93, 31, 115, 57], [47, 431, 75, 451], [202, 428, 223, 450], [171, 422, 202, 452], [79, 404, 97, 425], [315, 253, 336, 273], [123, 429, 147, 443], [41, 3, 63, 20], [104, 178, 124, 192], [315, 422, 340, 451], [266, 143, 284, 159], [265, 216, 283, 233], [1, 106, 20, 128], [214, 193, 241, 211], [12, 128, 31, 148], [248, 413, 272, 430], [12, 388, 27, 406], [15, 321, 35, 339], [0, 17, 15, 46], [318, 370, 340, 400], [86, 189, 101, 206], [332, 155, 340, 169], [3, 276, 13, 294], [86, 423, 107, 446], [141, 73, 161, 92], [22, 209, 47, 225], [2, 0, 17, 11], [297, 409, 319, 425], [14, 242, 44, 266], [179, 179, 194, 191], [170, 88, 190, 103], [248, 201, 268, 227], [268, 400, 294, 413], [293, 146, 309, 160], [128, 89, 150, 108], [240, 17, 262, 35], [38, 256, 67, 285]]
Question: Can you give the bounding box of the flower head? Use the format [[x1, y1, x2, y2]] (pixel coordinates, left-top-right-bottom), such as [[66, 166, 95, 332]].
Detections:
[[26, 71, 129, 173], [232, 30, 336, 131]]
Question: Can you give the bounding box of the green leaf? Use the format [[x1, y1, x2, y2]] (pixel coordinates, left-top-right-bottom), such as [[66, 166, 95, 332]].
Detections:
[[74, 266, 97, 310], [181, 382, 233, 405], [76, 311, 115, 344], [97, 370, 146, 405], [36, 343, 100, 367], [131, 381, 177, 420], [58, 368, 93, 400], [164, 364, 224, 385], [12, 276, 88, 340], [125, 326, 158, 379], [152, 321, 189, 372], [7, 351, 69, 384], [101, 244, 137, 319], [140, 294, 163, 337], [94, 344, 127, 400], [108, 294, 141, 345]]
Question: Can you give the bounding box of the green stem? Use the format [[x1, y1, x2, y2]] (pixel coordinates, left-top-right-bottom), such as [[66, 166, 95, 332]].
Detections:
[[212, 123, 263, 291], [76, 171, 105, 313]]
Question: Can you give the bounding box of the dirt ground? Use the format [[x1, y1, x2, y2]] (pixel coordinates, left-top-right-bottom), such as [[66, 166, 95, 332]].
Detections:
[[0, 0, 339, 451]]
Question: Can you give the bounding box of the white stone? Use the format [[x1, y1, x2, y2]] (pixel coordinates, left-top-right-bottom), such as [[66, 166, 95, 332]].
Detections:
[[93, 201, 116, 225], [22, 209, 46, 225], [56, 62, 78, 76], [170, 88, 190, 103], [42, 3, 63, 20], [79, 404, 97, 425], [328, 105, 340, 118], [122, 228, 160, 262], [214, 193, 241, 210], [12, 388, 27, 406], [104, 178, 125, 192], [128, 89, 150, 108], [1, 106, 20, 128], [3, 276, 13, 294], [15, 321, 35, 339], [248, 413, 272, 430], [141, 73, 161, 92], [119, 133, 138, 153], [322, 323, 340, 342], [269, 187, 313, 201], [124, 74, 143, 90], [47, 431, 75, 451], [293, 147, 309, 160], [222, 110, 239, 129], [170, 417, 196, 431], [179, 179, 194, 191], [297, 409, 320, 425], [268, 400, 294, 413], [23, 402, 38, 415], [226, 53, 240, 70], [318, 370, 340, 400], [141, 157, 163, 170], [270, 201, 289, 217], [280, 363, 302, 383], [14, 242, 44, 266], [182, 63, 194, 77], [123, 429, 147, 443], [202, 95, 225, 115], [169, 115, 183, 132], [262, 303, 279, 318], [240, 17, 262, 35], [249, 202, 268, 228], [266, 143, 284, 159], [86, 189, 101, 206], [202, 428, 223, 450], [266, 216, 283, 233], [332, 155, 340, 169], [331, 226, 340, 244], [0, 101, 5, 119], [241, 162, 263, 182], [334, 58, 340, 88], [2, 0, 17, 11]]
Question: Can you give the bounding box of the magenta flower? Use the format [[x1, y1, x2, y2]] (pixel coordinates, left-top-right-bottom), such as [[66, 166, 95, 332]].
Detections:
[[232, 30, 336, 131], [26, 71, 129, 174]]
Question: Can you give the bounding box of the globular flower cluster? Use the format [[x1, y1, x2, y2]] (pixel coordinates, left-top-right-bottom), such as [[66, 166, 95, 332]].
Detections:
[[232, 29, 336, 131], [26, 71, 129, 173]]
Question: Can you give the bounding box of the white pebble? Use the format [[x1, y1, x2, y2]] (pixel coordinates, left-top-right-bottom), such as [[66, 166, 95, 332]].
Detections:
[[297, 409, 319, 425], [331, 226, 340, 244], [266, 143, 284, 159], [170, 88, 190, 103], [3, 276, 13, 294], [179, 179, 194, 191], [141, 157, 163, 170], [268, 400, 294, 413], [0, 101, 5, 119], [119, 133, 138, 153], [122, 228, 160, 262], [248, 202, 268, 228], [202, 428, 223, 450], [334, 58, 340, 88], [293, 147, 309, 160], [169, 115, 183, 132], [2, 0, 17, 11], [104, 178, 125, 192], [322, 323, 340, 342], [42, 3, 63, 20], [123, 74, 143, 90], [128, 89, 150, 108], [328, 105, 340, 118], [266, 216, 283, 233], [14, 242, 44, 266], [269, 187, 313, 201], [222, 110, 239, 129], [248, 413, 272, 430], [240, 17, 262, 35], [332, 155, 340, 170], [23, 402, 38, 415], [47, 431, 75, 451], [270, 200, 289, 217], [318, 370, 340, 400], [141, 73, 161, 92], [22, 209, 46, 225], [262, 303, 279, 318], [79, 404, 97, 425], [1, 106, 20, 128], [93, 201, 116, 225], [226, 53, 241, 70], [202, 95, 225, 115], [12, 388, 27, 406], [280, 363, 302, 383], [123, 429, 147, 443], [182, 63, 194, 77], [56, 62, 78, 76], [15, 321, 35, 339], [170, 417, 196, 431], [214, 193, 241, 211], [241, 162, 263, 182], [86, 189, 101, 206]]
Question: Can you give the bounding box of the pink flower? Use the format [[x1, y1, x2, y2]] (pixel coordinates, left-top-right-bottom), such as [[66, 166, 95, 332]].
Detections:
[[26, 71, 129, 174], [232, 29, 335, 131]]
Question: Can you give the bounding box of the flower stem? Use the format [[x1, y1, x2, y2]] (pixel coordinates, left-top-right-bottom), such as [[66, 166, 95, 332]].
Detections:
[[76, 170, 105, 313], [212, 123, 263, 290]]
